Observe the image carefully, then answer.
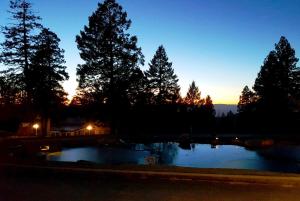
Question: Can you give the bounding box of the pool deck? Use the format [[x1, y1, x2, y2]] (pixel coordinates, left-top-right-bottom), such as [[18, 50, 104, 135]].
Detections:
[[2, 162, 300, 201], [2, 170, 300, 201], [2, 161, 300, 187]]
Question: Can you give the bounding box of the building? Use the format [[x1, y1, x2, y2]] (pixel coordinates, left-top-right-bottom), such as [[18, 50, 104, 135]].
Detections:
[[49, 122, 110, 137]]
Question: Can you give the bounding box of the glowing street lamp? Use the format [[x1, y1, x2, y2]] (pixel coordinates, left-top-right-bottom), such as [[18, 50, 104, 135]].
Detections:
[[33, 123, 39, 136], [86, 125, 93, 135]]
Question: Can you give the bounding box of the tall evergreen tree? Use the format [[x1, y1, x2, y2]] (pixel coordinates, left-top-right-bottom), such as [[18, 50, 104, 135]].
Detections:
[[0, 0, 42, 102], [76, 0, 144, 106], [29, 28, 69, 110], [29, 28, 69, 135], [275, 36, 300, 101], [253, 36, 300, 112], [145, 45, 180, 104], [254, 51, 278, 102], [238, 85, 255, 113], [76, 0, 144, 134], [184, 81, 203, 106], [203, 95, 215, 116]]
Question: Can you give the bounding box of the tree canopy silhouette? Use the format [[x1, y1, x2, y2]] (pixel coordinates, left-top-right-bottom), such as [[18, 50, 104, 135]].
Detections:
[[0, 0, 42, 104], [203, 95, 215, 116], [76, 0, 144, 107], [253, 36, 300, 113], [28, 28, 69, 134], [0, 73, 21, 105], [184, 81, 203, 106], [238, 85, 255, 113], [75, 0, 144, 134], [145, 45, 180, 104], [236, 36, 300, 132], [0, 0, 69, 134], [29, 28, 69, 110], [127, 68, 150, 106]]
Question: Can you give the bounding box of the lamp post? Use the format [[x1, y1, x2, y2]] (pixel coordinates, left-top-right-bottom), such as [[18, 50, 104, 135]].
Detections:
[[33, 123, 39, 136], [86, 125, 93, 135]]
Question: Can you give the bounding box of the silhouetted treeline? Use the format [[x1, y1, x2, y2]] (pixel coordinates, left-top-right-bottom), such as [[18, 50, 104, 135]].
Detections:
[[70, 0, 216, 135], [0, 0, 215, 135], [236, 36, 300, 134], [0, 0, 68, 134], [214, 37, 300, 134], [2, 0, 300, 136]]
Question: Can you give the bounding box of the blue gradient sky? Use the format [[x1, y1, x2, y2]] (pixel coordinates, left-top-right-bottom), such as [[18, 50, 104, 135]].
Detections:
[[1, 0, 300, 104]]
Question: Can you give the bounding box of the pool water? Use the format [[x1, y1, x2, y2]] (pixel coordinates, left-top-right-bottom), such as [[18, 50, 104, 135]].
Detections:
[[46, 143, 300, 173]]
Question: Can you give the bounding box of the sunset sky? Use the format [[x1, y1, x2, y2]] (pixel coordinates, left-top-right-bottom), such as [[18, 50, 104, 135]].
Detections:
[[1, 0, 300, 104]]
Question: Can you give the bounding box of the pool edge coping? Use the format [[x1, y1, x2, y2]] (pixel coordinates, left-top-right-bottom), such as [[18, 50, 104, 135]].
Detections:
[[2, 162, 300, 186]]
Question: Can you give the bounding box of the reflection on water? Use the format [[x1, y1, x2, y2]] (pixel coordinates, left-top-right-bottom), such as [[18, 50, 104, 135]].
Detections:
[[46, 143, 300, 173], [148, 143, 178, 164], [48, 146, 149, 165]]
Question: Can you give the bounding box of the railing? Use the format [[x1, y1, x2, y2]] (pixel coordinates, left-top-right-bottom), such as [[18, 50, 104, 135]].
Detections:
[[48, 127, 109, 137]]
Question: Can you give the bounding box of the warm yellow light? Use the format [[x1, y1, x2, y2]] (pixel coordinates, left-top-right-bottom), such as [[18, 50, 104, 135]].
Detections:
[[86, 125, 93, 131], [40, 145, 50, 151], [33, 124, 39, 129]]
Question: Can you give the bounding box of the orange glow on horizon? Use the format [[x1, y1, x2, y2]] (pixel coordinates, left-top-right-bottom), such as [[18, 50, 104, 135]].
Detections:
[[63, 78, 239, 105], [213, 99, 238, 105]]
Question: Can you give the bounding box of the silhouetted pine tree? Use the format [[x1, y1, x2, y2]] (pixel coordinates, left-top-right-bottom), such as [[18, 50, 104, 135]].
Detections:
[[76, 0, 144, 134], [76, 0, 144, 105], [29, 28, 69, 135], [237, 85, 258, 131], [145, 45, 180, 104], [0, 0, 42, 103], [184, 81, 204, 106], [203, 95, 215, 116], [254, 36, 300, 113], [238, 85, 255, 113], [29, 28, 69, 110]]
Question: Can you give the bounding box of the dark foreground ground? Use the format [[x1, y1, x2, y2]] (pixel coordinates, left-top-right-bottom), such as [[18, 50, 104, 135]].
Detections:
[[1, 171, 300, 201]]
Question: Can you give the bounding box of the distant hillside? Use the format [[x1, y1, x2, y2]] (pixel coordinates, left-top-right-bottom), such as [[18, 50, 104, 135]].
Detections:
[[214, 104, 237, 117]]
